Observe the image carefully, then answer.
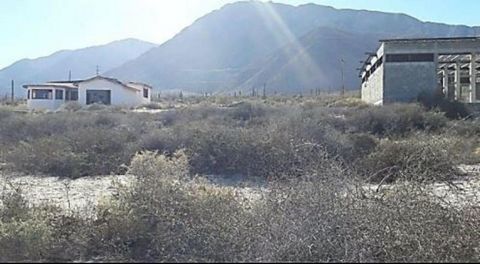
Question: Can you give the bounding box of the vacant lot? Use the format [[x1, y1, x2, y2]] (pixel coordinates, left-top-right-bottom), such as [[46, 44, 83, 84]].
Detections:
[[0, 96, 479, 262]]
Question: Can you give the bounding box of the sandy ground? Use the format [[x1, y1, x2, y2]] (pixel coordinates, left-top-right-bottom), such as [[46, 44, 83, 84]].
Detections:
[[0, 173, 134, 215], [0, 172, 267, 216], [363, 164, 480, 208], [0, 165, 478, 215], [132, 108, 173, 114]]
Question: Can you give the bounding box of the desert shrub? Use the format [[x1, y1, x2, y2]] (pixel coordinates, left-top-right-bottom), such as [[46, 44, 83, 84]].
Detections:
[[139, 127, 189, 155], [0, 107, 12, 120], [1, 150, 479, 262], [4, 127, 139, 178], [228, 102, 267, 121], [0, 215, 55, 262], [348, 103, 448, 136], [57, 102, 82, 112], [418, 90, 471, 119], [5, 138, 87, 177], [0, 191, 93, 262], [327, 96, 369, 108], [84, 103, 108, 111], [356, 134, 464, 183], [138, 111, 373, 179], [154, 110, 179, 126], [138, 102, 163, 110], [0, 192, 52, 261], [89, 151, 252, 262], [254, 174, 480, 262], [0, 190, 30, 223], [64, 127, 139, 176], [446, 119, 480, 137], [179, 122, 339, 179]]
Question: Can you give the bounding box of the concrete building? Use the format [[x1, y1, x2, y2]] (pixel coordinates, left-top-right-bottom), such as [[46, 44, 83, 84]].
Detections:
[[360, 37, 480, 105], [24, 76, 152, 111]]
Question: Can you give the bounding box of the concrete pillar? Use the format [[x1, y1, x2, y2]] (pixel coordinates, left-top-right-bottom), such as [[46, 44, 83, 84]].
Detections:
[[433, 53, 439, 94], [443, 67, 449, 99], [471, 53, 477, 103], [455, 61, 462, 101]]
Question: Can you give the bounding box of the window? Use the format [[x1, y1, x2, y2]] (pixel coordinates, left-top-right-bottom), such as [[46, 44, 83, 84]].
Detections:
[[55, 89, 64, 100], [375, 56, 383, 68], [27, 89, 30, 99], [143, 88, 149, 98], [65, 90, 78, 101], [31, 89, 52, 100], [386, 53, 434, 63]]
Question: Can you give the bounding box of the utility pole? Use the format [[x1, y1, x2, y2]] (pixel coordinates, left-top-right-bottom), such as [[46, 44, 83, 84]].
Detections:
[[68, 70, 72, 81], [340, 58, 345, 96], [11, 80, 14, 102], [262, 83, 267, 99]]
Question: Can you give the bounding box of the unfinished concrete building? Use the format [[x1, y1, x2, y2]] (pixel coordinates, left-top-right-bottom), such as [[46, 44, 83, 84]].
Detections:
[[360, 37, 480, 105]]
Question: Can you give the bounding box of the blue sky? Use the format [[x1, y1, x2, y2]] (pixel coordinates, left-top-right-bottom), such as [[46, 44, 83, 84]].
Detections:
[[0, 0, 479, 69]]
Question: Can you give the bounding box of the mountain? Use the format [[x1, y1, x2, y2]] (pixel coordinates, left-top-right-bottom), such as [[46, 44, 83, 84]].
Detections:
[[235, 27, 381, 94], [0, 38, 156, 97], [107, 1, 480, 94]]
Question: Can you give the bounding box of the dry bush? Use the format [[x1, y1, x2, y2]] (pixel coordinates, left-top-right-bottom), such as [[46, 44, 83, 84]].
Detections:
[[348, 103, 448, 136], [253, 172, 480, 262], [0, 99, 474, 182], [90, 151, 253, 262], [0, 111, 143, 178], [57, 102, 82, 112], [138, 102, 163, 110], [0, 149, 479, 262], [356, 134, 466, 183]]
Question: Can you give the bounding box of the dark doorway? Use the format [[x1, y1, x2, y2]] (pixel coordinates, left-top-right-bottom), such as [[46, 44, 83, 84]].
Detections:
[[86, 90, 111, 105]]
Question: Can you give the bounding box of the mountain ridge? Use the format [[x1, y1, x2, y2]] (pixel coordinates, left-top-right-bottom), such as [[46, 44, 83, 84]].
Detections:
[[0, 38, 157, 96], [106, 0, 480, 94], [3, 1, 480, 97]]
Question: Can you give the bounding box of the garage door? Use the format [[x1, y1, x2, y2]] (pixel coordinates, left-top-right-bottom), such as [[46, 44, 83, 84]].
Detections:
[[86, 90, 111, 105]]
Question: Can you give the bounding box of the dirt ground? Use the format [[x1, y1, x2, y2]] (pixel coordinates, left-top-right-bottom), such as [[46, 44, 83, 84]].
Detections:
[[0, 172, 267, 216], [0, 165, 478, 215]]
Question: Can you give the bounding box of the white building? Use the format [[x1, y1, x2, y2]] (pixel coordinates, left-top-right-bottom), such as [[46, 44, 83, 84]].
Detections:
[[23, 76, 152, 110]]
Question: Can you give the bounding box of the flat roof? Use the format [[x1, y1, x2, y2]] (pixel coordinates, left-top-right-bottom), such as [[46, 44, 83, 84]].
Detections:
[[380, 36, 480, 43], [24, 76, 154, 90], [23, 83, 78, 89]]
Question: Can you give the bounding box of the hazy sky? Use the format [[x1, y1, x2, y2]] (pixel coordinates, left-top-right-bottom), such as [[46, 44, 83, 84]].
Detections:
[[1, 0, 479, 69]]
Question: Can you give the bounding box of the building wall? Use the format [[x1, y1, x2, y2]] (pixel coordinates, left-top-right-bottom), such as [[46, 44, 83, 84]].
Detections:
[[361, 64, 384, 105], [26, 87, 65, 111], [78, 79, 142, 107], [383, 62, 437, 103], [361, 44, 385, 105], [128, 83, 152, 104]]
